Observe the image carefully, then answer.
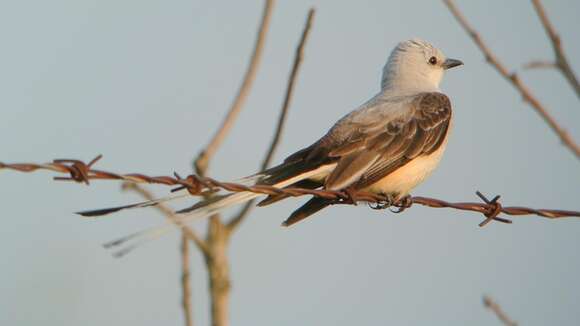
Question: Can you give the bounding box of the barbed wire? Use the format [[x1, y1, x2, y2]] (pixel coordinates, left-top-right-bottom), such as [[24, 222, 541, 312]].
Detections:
[[1, 155, 579, 226]]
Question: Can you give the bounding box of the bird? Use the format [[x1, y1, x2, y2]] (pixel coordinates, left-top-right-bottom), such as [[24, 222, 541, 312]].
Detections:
[[79, 38, 463, 250]]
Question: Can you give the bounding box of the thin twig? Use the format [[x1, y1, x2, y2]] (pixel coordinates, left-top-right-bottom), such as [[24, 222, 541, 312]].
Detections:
[[181, 234, 193, 326], [483, 295, 518, 326], [125, 183, 200, 325], [530, 0, 580, 99], [443, 0, 580, 159], [194, 0, 275, 176], [204, 218, 231, 326], [190, 2, 275, 325], [227, 8, 316, 232], [523, 60, 556, 70], [259, 8, 315, 171], [122, 183, 209, 255]]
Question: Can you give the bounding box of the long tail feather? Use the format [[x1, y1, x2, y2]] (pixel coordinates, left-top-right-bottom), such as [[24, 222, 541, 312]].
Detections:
[[108, 190, 262, 256], [107, 163, 336, 256], [76, 173, 264, 218], [282, 197, 331, 227], [77, 193, 191, 217], [257, 179, 322, 207]]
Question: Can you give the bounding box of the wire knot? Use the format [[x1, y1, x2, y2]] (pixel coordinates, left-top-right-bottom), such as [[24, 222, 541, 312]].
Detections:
[[476, 191, 512, 227], [172, 173, 205, 195], [53, 154, 102, 185]]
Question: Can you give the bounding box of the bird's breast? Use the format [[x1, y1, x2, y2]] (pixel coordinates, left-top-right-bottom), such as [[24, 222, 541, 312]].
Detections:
[[364, 119, 452, 199]]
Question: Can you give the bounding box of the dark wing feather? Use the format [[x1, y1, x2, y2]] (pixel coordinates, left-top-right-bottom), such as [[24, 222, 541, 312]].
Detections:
[[352, 92, 451, 190], [281, 92, 451, 192], [282, 197, 331, 227], [277, 92, 451, 226], [324, 150, 380, 189]]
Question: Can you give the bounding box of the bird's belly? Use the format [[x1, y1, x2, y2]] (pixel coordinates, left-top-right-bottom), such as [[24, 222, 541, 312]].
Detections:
[[364, 135, 450, 199]]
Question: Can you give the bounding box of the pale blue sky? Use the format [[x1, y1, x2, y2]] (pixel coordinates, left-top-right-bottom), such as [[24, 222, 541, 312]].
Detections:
[[1, 1, 579, 325]]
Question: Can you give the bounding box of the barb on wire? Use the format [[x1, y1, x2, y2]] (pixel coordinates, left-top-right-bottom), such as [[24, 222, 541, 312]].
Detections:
[[2, 155, 579, 226]]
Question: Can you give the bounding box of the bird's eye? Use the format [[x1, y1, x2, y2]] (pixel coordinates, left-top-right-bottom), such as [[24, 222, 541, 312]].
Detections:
[[429, 56, 437, 65]]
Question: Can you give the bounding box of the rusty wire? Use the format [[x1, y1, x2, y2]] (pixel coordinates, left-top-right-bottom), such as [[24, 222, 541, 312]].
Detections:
[[1, 155, 579, 226]]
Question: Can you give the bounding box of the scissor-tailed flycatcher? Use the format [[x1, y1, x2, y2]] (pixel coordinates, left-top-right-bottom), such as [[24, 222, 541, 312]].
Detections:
[[81, 39, 462, 243]]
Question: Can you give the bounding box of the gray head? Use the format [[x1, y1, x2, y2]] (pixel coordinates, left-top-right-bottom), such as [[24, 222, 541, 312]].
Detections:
[[381, 39, 463, 91]]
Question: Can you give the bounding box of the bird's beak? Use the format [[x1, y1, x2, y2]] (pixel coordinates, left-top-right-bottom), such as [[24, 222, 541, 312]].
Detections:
[[443, 58, 463, 70]]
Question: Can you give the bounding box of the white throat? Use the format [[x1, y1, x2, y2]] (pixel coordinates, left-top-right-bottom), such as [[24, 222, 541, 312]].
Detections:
[[381, 63, 441, 93]]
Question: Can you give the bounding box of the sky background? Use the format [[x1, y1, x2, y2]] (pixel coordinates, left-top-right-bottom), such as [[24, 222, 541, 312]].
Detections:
[[1, 0, 579, 325]]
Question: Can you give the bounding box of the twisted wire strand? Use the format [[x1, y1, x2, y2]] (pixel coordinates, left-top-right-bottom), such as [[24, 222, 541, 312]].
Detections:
[[1, 155, 579, 227]]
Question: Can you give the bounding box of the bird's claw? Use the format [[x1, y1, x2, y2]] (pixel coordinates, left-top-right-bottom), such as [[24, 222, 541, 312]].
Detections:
[[390, 195, 413, 213], [340, 188, 358, 206], [369, 193, 393, 210]]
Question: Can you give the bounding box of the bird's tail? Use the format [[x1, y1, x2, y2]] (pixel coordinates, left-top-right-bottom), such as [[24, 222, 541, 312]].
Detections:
[[104, 161, 335, 256], [282, 197, 332, 227], [77, 173, 264, 218]]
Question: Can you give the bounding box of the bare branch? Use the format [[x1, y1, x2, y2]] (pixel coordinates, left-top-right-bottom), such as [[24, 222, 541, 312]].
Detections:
[[531, 0, 580, 99], [124, 184, 203, 326], [122, 183, 209, 255], [205, 218, 231, 326], [259, 8, 315, 171], [227, 8, 316, 232], [189, 2, 276, 324], [483, 295, 518, 326], [523, 60, 556, 70], [194, 0, 275, 176], [443, 0, 580, 159], [181, 234, 193, 326]]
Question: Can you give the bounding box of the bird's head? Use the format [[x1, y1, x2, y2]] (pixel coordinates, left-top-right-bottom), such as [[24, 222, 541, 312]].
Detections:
[[381, 39, 463, 92]]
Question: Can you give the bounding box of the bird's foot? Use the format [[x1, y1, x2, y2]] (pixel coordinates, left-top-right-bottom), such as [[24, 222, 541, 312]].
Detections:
[[369, 193, 394, 210], [390, 195, 413, 213], [339, 187, 358, 206]]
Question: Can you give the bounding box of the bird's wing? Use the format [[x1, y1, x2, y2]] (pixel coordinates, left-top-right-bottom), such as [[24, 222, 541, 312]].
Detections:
[[283, 93, 401, 165], [318, 92, 452, 190]]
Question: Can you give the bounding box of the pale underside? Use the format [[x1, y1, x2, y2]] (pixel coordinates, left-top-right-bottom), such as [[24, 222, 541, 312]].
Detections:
[[286, 91, 453, 201], [361, 119, 451, 199], [305, 118, 451, 201]]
